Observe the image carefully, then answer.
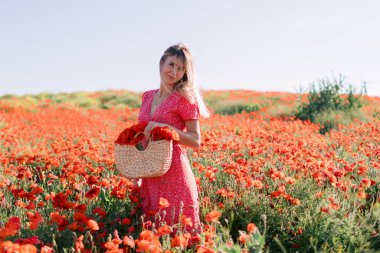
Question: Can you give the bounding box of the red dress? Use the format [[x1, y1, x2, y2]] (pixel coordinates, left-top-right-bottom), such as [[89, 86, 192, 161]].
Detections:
[[137, 89, 201, 232]]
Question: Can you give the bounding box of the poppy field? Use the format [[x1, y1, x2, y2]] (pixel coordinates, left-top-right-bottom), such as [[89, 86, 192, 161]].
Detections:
[[0, 90, 380, 252]]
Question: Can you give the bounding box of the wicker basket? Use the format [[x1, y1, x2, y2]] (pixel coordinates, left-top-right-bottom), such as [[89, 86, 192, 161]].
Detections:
[[114, 139, 173, 178]]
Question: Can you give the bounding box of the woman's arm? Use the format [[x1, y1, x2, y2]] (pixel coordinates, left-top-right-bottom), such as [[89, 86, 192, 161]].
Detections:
[[144, 120, 201, 149]]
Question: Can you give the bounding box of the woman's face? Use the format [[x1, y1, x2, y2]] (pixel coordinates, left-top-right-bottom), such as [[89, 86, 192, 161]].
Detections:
[[160, 55, 186, 87]]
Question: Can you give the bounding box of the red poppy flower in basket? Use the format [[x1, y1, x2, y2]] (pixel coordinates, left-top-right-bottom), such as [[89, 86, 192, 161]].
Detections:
[[115, 122, 147, 146], [150, 126, 179, 142], [114, 123, 178, 179]]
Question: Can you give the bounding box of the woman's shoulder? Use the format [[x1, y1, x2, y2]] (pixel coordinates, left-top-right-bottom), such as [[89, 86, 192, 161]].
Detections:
[[142, 89, 158, 100], [143, 89, 158, 95], [174, 90, 197, 105], [175, 91, 200, 120]]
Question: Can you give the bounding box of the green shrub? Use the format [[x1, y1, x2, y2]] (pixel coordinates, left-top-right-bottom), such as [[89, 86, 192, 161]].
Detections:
[[204, 92, 231, 107], [68, 94, 99, 108], [48, 93, 70, 104], [266, 104, 294, 119], [295, 75, 366, 134], [213, 102, 260, 115], [0, 94, 16, 99]]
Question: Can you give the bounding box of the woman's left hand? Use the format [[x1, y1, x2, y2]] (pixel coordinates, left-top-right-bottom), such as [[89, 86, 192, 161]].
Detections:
[[144, 121, 171, 137]]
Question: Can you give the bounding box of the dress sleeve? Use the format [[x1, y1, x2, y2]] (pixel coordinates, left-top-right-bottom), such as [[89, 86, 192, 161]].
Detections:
[[141, 91, 149, 105], [138, 91, 150, 123], [178, 96, 200, 121]]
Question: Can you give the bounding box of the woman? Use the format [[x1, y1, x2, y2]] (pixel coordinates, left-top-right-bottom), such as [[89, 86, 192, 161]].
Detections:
[[137, 44, 210, 233]]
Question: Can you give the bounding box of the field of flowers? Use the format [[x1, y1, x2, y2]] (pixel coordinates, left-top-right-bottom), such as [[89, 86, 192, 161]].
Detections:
[[0, 90, 380, 253]]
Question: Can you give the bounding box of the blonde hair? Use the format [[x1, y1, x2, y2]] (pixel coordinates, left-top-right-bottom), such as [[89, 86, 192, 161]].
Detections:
[[159, 43, 210, 118]]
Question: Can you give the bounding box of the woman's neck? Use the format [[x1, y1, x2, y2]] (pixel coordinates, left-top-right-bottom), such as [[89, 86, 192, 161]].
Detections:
[[159, 82, 174, 98]]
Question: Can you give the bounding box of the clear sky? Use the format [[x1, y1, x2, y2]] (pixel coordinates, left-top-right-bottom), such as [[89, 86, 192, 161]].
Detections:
[[1, 0, 379, 96]]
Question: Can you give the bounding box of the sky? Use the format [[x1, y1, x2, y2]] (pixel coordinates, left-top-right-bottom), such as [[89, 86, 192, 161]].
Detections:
[[1, 0, 380, 96]]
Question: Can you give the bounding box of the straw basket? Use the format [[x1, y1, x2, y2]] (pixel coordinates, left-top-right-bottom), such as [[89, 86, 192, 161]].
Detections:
[[114, 139, 173, 178]]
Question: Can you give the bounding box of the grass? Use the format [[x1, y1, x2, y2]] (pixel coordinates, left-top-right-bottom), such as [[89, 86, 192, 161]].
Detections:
[[1, 88, 380, 252]]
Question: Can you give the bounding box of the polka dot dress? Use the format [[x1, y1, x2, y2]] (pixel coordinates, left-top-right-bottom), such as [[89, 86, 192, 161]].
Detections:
[[137, 89, 201, 232]]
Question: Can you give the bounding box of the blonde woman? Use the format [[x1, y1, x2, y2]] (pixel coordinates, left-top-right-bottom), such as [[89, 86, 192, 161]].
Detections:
[[137, 44, 210, 232]]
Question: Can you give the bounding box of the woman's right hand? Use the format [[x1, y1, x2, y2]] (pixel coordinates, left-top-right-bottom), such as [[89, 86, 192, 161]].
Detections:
[[143, 121, 170, 137]]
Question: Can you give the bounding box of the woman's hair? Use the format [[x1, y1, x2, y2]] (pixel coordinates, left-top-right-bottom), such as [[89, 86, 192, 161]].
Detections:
[[159, 43, 210, 118]]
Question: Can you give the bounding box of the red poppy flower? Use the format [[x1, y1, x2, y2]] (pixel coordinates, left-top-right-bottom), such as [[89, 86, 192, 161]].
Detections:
[[205, 210, 221, 223], [158, 197, 170, 209], [247, 223, 257, 233], [85, 186, 101, 199], [87, 219, 99, 231], [26, 212, 43, 230], [0, 216, 21, 239], [122, 235, 135, 248], [171, 235, 188, 248]]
